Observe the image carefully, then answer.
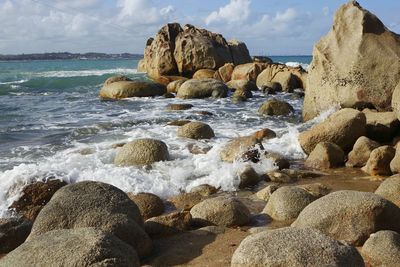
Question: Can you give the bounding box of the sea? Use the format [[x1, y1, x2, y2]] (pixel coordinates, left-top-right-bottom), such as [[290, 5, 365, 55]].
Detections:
[[0, 55, 332, 217]]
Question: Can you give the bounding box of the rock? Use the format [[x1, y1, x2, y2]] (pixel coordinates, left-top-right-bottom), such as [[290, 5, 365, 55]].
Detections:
[[213, 63, 234, 83], [363, 109, 400, 142], [150, 75, 186, 86], [392, 82, 400, 120], [27, 181, 152, 258], [10, 179, 67, 221], [232, 95, 247, 103], [255, 185, 280, 202], [303, 1, 400, 121], [292, 190, 400, 245], [265, 171, 294, 183], [258, 99, 294, 116], [299, 108, 367, 154], [252, 56, 273, 63], [196, 225, 226, 235], [305, 142, 345, 169], [186, 143, 212, 155], [252, 128, 277, 141], [297, 183, 331, 198], [361, 230, 400, 267], [144, 211, 191, 237], [176, 78, 228, 99], [219, 136, 264, 163], [114, 138, 170, 166], [99, 80, 166, 99], [231, 63, 268, 82], [168, 192, 204, 211], [260, 81, 282, 94], [177, 121, 215, 140], [232, 89, 252, 100], [226, 80, 258, 92], [0, 217, 32, 253], [127, 192, 165, 220], [375, 175, 400, 207], [190, 196, 250, 227], [362, 146, 396, 176], [167, 120, 191, 126], [231, 227, 364, 267], [137, 59, 146, 72], [390, 147, 400, 174], [263, 186, 316, 221], [281, 169, 325, 180], [256, 64, 303, 92], [265, 152, 290, 170], [192, 69, 215, 79], [228, 39, 253, 65], [166, 103, 193, 111], [166, 78, 187, 93], [238, 166, 261, 189], [346, 136, 380, 167], [196, 110, 214, 116], [104, 75, 132, 85], [163, 92, 175, 98], [190, 184, 218, 196], [0, 228, 140, 267]]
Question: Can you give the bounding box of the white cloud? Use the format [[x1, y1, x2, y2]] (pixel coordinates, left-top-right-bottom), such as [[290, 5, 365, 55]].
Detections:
[[205, 0, 251, 25]]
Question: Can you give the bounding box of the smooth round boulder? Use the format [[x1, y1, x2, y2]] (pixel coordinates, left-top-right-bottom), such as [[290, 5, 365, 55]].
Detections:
[[190, 196, 251, 227], [292, 190, 400, 245], [361, 230, 400, 267], [0, 228, 140, 267], [144, 211, 191, 237], [27, 181, 152, 258], [375, 175, 400, 207], [305, 142, 345, 169], [100, 80, 166, 99], [176, 78, 229, 99], [252, 128, 277, 141], [166, 78, 187, 93], [168, 192, 205, 211], [114, 139, 169, 166], [263, 186, 316, 221], [362, 146, 396, 176], [231, 227, 364, 267], [258, 99, 294, 116], [346, 136, 380, 167], [104, 75, 132, 85], [128, 192, 165, 220], [177, 121, 215, 140]]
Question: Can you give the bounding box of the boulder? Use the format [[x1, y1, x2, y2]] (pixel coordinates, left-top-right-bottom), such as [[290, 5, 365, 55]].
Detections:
[[363, 109, 400, 142], [232, 89, 252, 101], [231, 227, 364, 267], [265, 171, 294, 183], [177, 121, 215, 140], [305, 142, 345, 169], [361, 230, 400, 267], [375, 175, 400, 207], [176, 78, 228, 99], [303, 1, 400, 121], [258, 99, 294, 116], [168, 192, 204, 211], [27, 181, 152, 258], [255, 185, 280, 202], [231, 63, 268, 82], [292, 190, 400, 245], [127, 192, 165, 220], [256, 64, 303, 92], [226, 79, 258, 92], [263, 186, 316, 221], [99, 80, 166, 99], [190, 184, 218, 196], [252, 56, 273, 63], [392, 82, 400, 120], [167, 120, 191, 126], [0, 217, 32, 254], [299, 108, 367, 154], [150, 75, 185, 86], [219, 136, 264, 163], [260, 81, 282, 94], [346, 136, 380, 167], [192, 69, 215, 79], [104, 75, 132, 85], [252, 128, 277, 141], [186, 143, 212, 154], [362, 146, 396, 176], [297, 183, 331, 198], [114, 138, 169, 166], [10, 179, 67, 221], [137, 59, 146, 72], [190, 196, 250, 227], [0, 228, 140, 267], [265, 152, 290, 170], [166, 103, 193, 111], [228, 39, 252, 65], [166, 78, 187, 93], [238, 165, 261, 189], [213, 63, 235, 83], [144, 211, 191, 237], [390, 147, 400, 174]]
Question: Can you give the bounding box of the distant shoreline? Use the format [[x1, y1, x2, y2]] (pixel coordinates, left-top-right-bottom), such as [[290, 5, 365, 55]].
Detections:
[[0, 52, 143, 61]]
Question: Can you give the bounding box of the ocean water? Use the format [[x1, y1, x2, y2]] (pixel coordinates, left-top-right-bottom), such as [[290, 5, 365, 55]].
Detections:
[[0, 56, 330, 217]]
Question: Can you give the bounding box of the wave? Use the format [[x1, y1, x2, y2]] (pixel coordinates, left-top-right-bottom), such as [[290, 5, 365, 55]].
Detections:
[[37, 68, 138, 78], [285, 62, 310, 70], [0, 79, 28, 85]]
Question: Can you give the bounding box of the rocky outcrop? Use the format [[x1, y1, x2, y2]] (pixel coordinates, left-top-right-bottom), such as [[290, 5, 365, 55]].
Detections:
[[128, 192, 165, 220], [362, 146, 396, 176], [231, 227, 364, 267], [213, 63, 234, 82], [362, 230, 400, 266], [231, 63, 268, 82], [114, 139, 170, 166], [346, 136, 380, 167], [305, 142, 345, 169], [303, 1, 400, 121], [256, 64, 305, 92], [176, 78, 228, 99], [100, 78, 166, 99], [299, 108, 366, 154], [258, 99, 294, 116], [292, 190, 400, 245], [375, 175, 400, 207], [0, 228, 140, 267], [0, 217, 32, 254], [177, 121, 215, 140], [228, 39, 252, 65]]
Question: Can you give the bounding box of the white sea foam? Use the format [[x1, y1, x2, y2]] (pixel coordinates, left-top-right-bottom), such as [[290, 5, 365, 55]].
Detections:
[[285, 61, 310, 70], [0, 79, 28, 85], [38, 68, 138, 78]]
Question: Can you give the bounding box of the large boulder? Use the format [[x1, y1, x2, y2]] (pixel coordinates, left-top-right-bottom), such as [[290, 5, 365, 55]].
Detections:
[[299, 108, 366, 154], [99, 80, 166, 99], [361, 230, 400, 267], [361, 146, 396, 176], [176, 78, 228, 99], [219, 136, 264, 163], [213, 63, 234, 82], [192, 69, 215, 79], [363, 109, 400, 142], [0, 228, 140, 267], [177, 121, 215, 140], [303, 1, 400, 121], [305, 142, 345, 169], [27, 181, 152, 258], [375, 175, 400, 207], [114, 139, 169, 166], [228, 39, 252, 65], [166, 78, 187, 93], [231, 227, 364, 267], [190, 196, 251, 227], [346, 136, 380, 167], [256, 64, 304, 92], [292, 190, 400, 245], [231, 63, 268, 82], [258, 99, 294, 116], [0, 217, 32, 254]]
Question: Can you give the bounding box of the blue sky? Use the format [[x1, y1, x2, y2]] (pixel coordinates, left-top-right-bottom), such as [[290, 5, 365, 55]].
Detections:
[[0, 0, 399, 55]]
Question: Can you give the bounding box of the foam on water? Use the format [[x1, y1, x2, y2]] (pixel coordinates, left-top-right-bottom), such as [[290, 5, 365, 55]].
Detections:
[[38, 68, 138, 78]]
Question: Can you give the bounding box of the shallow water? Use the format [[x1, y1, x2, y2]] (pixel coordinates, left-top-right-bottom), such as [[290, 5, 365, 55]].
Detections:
[[0, 57, 322, 217]]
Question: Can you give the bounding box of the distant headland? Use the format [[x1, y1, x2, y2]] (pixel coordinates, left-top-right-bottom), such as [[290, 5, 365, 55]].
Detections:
[[0, 52, 143, 61]]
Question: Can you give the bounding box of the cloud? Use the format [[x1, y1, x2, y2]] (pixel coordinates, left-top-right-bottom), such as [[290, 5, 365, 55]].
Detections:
[[205, 0, 251, 25]]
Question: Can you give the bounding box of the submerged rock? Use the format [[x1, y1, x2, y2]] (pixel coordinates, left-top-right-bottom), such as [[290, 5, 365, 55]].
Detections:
[[361, 230, 400, 266], [258, 99, 294, 116], [177, 121, 215, 140], [176, 78, 228, 99], [362, 146, 395, 176], [166, 103, 193, 111], [346, 136, 380, 167]]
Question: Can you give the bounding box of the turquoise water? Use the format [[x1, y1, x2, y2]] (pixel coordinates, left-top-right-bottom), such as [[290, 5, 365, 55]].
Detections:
[[0, 57, 320, 217]]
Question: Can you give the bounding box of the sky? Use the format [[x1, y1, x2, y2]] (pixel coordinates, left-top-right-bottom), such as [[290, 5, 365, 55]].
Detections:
[[0, 0, 399, 55]]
